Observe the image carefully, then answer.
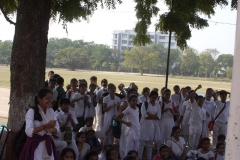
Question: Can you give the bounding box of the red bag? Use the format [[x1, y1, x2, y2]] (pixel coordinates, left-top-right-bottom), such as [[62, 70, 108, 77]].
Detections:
[[208, 121, 214, 131]]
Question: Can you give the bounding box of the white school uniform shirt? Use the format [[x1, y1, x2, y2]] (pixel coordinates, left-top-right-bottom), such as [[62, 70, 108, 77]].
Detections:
[[197, 149, 214, 160], [25, 105, 60, 160], [66, 90, 79, 111], [203, 100, 215, 122], [166, 137, 185, 158], [138, 95, 149, 104], [140, 101, 161, 141], [216, 153, 224, 160], [52, 89, 58, 101], [181, 100, 192, 135], [189, 101, 205, 127], [55, 109, 78, 139], [73, 93, 91, 118], [171, 93, 181, 107], [86, 93, 96, 117], [214, 100, 230, 124], [123, 106, 140, 139], [102, 95, 120, 131], [95, 88, 108, 115]]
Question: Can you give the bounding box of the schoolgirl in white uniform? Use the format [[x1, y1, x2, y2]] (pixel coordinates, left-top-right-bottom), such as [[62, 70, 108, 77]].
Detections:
[[102, 83, 120, 146], [138, 87, 150, 104], [159, 89, 180, 144], [115, 95, 140, 159], [138, 91, 161, 160]]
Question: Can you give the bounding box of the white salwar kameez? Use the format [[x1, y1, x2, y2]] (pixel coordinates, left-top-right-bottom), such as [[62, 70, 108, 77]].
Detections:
[[102, 95, 120, 146], [25, 106, 60, 160], [159, 101, 176, 144], [122, 106, 140, 158], [94, 88, 108, 131], [139, 101, 161, 160], [202, 99, 215, 137], [119, 114, 128, 159], [180, 100, 192, 142]]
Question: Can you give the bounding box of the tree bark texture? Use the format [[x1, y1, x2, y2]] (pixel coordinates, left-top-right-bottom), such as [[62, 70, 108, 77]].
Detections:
[[6, 0, 51, 159]]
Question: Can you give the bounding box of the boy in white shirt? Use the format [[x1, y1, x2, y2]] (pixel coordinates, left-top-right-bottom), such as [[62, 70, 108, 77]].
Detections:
[[48, 78, 58, 108], [66, 78, 79, 111], [188, 85, 206, 151], [213, 90, 230, 147], [56, 97, 78, 160], [72, 83, 91, 131]]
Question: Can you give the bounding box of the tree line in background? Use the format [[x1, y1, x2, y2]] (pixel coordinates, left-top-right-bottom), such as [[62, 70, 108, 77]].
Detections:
[[0, 38, 233, 79]]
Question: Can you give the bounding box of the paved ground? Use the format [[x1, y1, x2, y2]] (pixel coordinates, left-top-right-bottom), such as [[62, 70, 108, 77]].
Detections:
[[0, 87, 10, 124]]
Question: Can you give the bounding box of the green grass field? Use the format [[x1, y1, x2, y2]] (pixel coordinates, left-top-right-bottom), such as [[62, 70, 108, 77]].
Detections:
[[0, 66, 231, 94]]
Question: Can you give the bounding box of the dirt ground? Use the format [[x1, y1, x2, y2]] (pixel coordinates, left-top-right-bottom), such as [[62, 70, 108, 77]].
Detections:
[[0, 87, 10, 125]]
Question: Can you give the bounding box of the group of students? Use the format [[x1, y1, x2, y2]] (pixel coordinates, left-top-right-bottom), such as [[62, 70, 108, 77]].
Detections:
[[19, 70, 230, 160]]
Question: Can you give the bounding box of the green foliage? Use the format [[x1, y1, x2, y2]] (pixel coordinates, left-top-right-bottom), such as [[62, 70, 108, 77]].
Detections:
[[0, 40, 12, 65], [216, 54, 234, 75], [199, 52, 215, 77], [226, 67, 233, 79], [180, 47, 200, 76], [54, 47, 90, 70], [133, 0, 230, 49]]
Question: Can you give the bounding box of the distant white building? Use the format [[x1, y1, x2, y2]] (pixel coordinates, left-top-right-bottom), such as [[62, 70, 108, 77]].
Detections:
[[112, 30, 177, 52]]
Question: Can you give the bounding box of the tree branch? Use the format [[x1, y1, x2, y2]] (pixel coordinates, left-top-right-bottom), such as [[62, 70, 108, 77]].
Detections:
[[0, 4, 16, 25]]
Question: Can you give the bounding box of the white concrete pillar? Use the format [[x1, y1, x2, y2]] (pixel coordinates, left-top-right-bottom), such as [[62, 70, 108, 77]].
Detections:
[[225, 3, 240, 160]]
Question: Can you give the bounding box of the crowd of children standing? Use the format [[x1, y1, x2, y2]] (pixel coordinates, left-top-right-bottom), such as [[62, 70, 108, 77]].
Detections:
[[19, 70, 230, 160]]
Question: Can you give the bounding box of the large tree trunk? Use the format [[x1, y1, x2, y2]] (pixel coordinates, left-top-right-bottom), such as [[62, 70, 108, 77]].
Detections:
[[5, 0, 51, 159]]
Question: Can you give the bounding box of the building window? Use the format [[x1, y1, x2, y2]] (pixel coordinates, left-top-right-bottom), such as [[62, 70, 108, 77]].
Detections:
[[171, 43, 175, 46], [129, 35, 135, 39], [128, 41, 132, 45], [114, 34, 117, 39], [150, 35, 154, 39], [122, 46, 127, 50], [159, 36, 165, 39], [122, 34, 128, 38], [171, 36, 174, 40], [114, 40, 117, 45], [122, 40, 127, 44]]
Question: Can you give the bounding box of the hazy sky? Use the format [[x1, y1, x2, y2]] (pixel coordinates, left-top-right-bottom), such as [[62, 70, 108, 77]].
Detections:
[[0, 1, 237, 54]]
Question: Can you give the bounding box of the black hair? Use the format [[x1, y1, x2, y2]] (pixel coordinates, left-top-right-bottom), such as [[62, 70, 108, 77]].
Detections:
[[185, 86, 191, 91], [161, 87, 166, 92], [197, 158, 206, 160], [76, 132, 85, 145], [89, 83, 97, 89], [216, 142, 225, 149], [196, 95, 204, 100], [33, 88, 53, 121], [56, 77, 64, 85], [123, 155, 136, 160], [142, 87, 150, 95], [128, 94, 138, 103], [48, 70, 54, 75], [217, 134, 226, 141], [103, 145, 113, 151], [173, 85, 180, 89], [159, 144, 168, 152], [171, 126, 180, 137], [161, 88, 171, 110], [79, 83, 87, 88], [108, 83, 116, 89], [152, 88, 159, 92], [61, 147, 76, 159], [44, 81, 48, 88], [101, 79, 108, 83], [201, 137, 210, 144], [90, 76, 97, 81], [49, 78, 56, 83], [149, 90, 158, 98], [53, 74, 61, 79], [164, 156, 174, 160], [85, 150, 98, 160], [128, 88, 137, 95], [70, 78, 77, 83], [106, 148, 117, 160], [59, 97, 70, 105], [85, 117, 94, 122], [127, 150, 138, 156]]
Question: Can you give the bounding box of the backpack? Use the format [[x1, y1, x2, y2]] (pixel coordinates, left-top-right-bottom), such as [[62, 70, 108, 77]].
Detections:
[[112, 115, 121, 139], [137, 101, 148, 121], [12, 107, 37, 157]]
